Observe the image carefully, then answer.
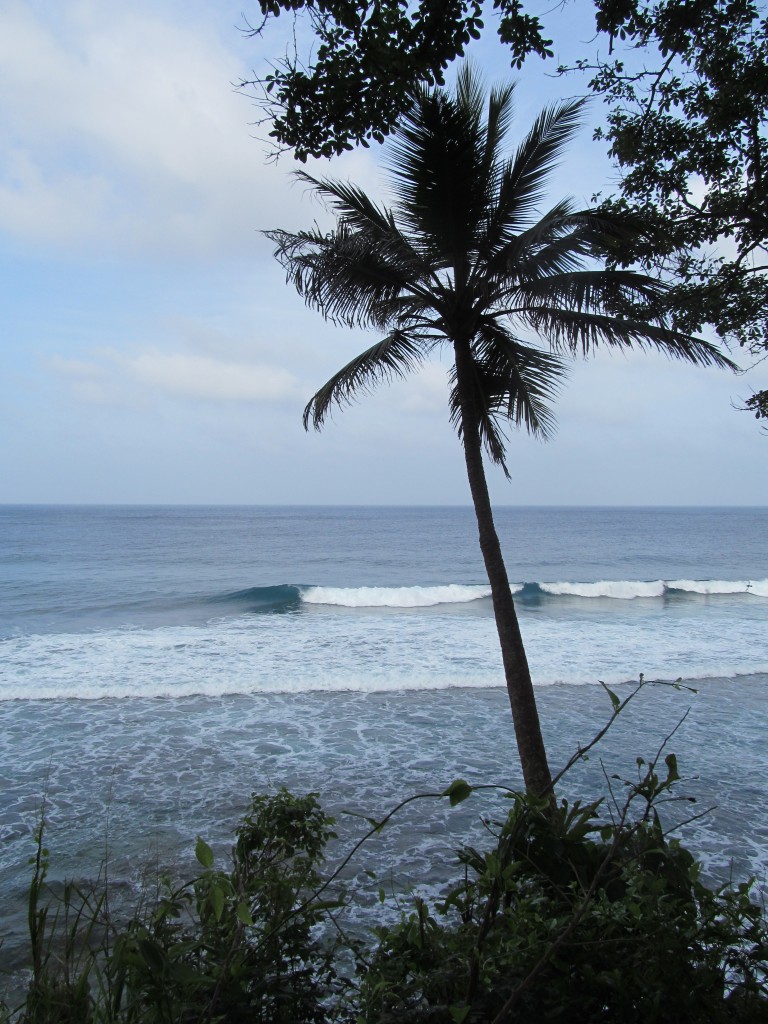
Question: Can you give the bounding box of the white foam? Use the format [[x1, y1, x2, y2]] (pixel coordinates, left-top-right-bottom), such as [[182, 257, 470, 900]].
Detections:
[[541, 580, 665, 599], [2, 590, 767, 702], [668, 578, 768, 597], [299, 584, 493, 608]]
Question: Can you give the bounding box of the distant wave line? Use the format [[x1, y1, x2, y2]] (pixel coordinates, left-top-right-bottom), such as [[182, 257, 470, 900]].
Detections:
[[212, 579, 768, 611], [300, 584, 493, 607], [537, 579, 768, 600], [298, 579, 768, 606]]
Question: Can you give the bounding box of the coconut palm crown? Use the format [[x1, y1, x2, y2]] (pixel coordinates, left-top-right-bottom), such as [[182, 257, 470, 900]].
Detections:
[[266, 65, 735, 796]]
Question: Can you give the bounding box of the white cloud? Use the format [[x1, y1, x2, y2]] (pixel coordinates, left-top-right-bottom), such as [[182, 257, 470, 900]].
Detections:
[[0, 0, 382, 258], [48, 349, 300, 404], [124, 351, 299, 402], [0, 149, 114, 245]]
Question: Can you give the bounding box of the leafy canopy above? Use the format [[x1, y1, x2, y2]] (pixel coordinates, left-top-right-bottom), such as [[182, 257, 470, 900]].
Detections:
[[243, 0, 768, 418]]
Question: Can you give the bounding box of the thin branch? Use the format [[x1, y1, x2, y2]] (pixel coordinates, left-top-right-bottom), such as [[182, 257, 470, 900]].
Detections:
[[548, 676, 648, 793], [639, 50, 678, 131]]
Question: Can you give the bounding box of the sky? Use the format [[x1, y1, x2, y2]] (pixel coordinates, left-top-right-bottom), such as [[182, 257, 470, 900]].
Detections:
[[1, 0, 765, 506]]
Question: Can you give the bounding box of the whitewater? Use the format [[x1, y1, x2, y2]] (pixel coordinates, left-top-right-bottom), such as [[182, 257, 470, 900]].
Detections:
[[2, 571, 767, 701], [1, 504, 767, 979]]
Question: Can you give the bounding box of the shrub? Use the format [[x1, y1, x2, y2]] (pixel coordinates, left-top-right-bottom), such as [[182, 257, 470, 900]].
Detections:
[[358, 790, 768, 1022], [3, 757, 767, 1022]]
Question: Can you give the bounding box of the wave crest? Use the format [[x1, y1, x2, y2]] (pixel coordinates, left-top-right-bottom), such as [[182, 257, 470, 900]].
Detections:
[[532, 579, 768, 600], [540, 580, 665, 600], [667, 579, 768, 597], [299, 584, 493, 608], [204, 578, 768, 616]]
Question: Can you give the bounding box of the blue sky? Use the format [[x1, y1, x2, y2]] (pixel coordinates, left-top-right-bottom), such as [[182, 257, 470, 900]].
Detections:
[[1, 0, 765, 505]]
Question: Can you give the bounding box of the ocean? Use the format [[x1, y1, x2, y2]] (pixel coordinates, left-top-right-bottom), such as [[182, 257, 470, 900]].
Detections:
[[1, 504, 767, 976]]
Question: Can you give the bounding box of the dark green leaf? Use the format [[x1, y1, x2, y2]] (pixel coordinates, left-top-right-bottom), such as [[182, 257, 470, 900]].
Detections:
[[194, 836, 214, 869], [444, 779, 473, 807], [236, 901, 253, 926]]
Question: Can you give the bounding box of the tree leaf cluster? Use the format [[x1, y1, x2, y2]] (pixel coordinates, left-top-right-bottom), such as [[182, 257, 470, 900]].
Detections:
[[7, 788, 343, 1024], [244, 0, 767, 417], [240, 0, 551, 161], [577, 0, 768, 417]]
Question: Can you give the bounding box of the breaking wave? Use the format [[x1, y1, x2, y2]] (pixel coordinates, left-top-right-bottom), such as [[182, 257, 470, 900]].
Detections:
[[209, 579, 768, 613], [300, 584, 493, 607]]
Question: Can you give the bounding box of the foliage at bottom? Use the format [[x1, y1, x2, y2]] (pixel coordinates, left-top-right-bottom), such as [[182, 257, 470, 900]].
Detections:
[[2, 756, 767, 1023]]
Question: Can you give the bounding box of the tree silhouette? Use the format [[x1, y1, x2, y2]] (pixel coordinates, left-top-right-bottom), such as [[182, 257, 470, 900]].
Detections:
[[267, 66, 734, 794]]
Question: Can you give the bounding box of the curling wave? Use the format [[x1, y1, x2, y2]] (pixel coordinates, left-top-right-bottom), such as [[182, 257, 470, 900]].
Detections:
[[299, 584, 493, 607], [208, 578, 768, 614]]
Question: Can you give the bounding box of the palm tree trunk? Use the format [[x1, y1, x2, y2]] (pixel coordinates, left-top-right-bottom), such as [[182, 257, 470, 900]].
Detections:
[[453, 340, 553, 797]]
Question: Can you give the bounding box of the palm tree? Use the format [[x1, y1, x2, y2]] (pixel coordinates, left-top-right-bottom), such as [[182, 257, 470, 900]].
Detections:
[[266, 65, 735, 796]]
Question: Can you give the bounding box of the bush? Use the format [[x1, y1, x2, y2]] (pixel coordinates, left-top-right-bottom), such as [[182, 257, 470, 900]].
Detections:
[[359, 791, 768, 1022], [3, 757, 767, 1023]]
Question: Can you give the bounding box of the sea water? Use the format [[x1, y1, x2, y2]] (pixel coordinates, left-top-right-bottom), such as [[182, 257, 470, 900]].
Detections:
[[1, 505, 767, 976]]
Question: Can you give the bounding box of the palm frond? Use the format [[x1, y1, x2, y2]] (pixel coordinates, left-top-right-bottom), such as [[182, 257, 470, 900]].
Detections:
[[293, 171, 392, 234], [293, 172, 436, 283], [303, 330, 428, 430], [447, 326, 567, 474], [507, 269, 671, 316], [482, 199, 583, 286], [266, 225, 415, 330], [486, 99, 586, 239], [455, 61, 486, 128], [448, 362, 512, 476], [523, 307, 738, 368], [484, 81, 516, 168], [386, 77, 490, 259], [473, 324, 569, 439]]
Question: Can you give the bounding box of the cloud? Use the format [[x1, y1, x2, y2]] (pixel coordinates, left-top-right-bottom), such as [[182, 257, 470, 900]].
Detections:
[[0, 1, 382, 260], [124, 351, 299, 402], [48, 349, 301, 405], [0, 1, 257, 255]]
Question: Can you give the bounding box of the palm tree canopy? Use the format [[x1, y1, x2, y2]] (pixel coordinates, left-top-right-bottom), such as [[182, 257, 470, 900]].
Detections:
[[266, 64, 735, 474]]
